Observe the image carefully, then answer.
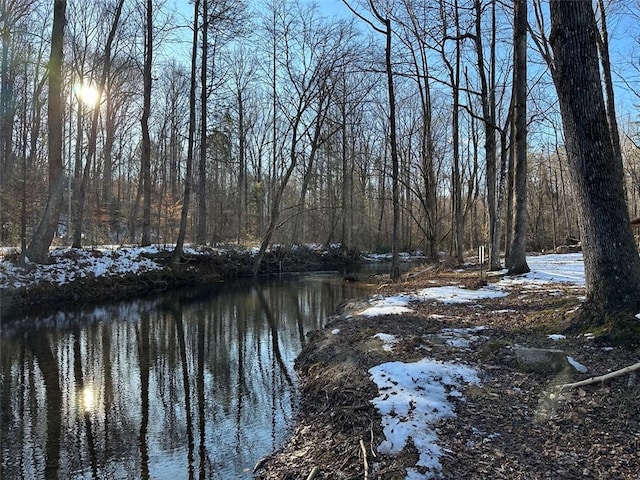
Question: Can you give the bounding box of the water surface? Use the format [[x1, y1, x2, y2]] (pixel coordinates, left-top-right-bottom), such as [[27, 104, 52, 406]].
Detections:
[[1, 271, 376, 479]]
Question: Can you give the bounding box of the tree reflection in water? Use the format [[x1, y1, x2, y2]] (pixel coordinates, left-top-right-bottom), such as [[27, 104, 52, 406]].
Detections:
[[0, 272, 373, 479]]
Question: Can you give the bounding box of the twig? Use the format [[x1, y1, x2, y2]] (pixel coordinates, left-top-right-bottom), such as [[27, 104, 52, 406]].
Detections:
[[369, 422, 377, 458], [555, 361, 640, 391], [360, 439, 369, 480], [306, 466, 319, 480]]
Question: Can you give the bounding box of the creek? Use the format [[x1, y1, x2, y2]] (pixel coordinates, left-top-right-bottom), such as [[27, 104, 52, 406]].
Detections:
[[0, 269, 379, 479]]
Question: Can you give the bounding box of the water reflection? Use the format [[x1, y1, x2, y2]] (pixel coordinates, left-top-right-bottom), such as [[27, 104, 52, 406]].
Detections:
[[1, 272, 374, 479]]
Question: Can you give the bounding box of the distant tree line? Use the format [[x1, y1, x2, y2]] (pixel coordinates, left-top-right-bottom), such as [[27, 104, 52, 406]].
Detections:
[[1, 0, 640, 268]]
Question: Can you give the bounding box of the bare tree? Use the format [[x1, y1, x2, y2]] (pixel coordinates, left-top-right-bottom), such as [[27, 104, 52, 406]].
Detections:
[[172, 0, 200, 264], [399, 0, 439, 263], [139, 0, 153, 246], [26, 0, 67, 263], [343, 0, 401, 281], [71, 0, 125, 248], [252, 1, 350, 274], [549, 0, 640, 335], [505, 0, 529, 274], [196, 0, 208, 245]]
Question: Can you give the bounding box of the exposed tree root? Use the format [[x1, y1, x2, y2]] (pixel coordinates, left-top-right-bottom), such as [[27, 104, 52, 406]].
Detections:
[[563, 302, 640, 348]]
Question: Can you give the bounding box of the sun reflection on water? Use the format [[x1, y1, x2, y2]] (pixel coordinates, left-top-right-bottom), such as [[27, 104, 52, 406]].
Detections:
[[81, 386, 96, 413]]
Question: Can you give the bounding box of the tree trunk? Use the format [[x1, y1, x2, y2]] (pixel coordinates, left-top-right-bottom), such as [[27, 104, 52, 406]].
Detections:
[[340, 93, 352, 249], [172, 0, 199, 264], [140, 0, 152, 246], [474, 0, 500, 270], [0, 15, 15, 183], [380, 15, 401, 282], [26, 0, 67, 263], [72, 0, 124, 248], [452, 0, 463, 264], [237, 88, 246, 243], [506, 0, 530, 275], [102, 84, 115, 207], [196, 0, 208, 245], [549, 0, 640, 314]]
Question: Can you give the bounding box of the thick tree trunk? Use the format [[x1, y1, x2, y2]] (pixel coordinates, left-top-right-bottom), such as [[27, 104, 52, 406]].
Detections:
[[26, 0, 66, 263], [506, 0, 529, 275], [549, 0, 640, 313]]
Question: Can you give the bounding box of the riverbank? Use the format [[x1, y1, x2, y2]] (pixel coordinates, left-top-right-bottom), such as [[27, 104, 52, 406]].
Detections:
[[254, 256, 640, 479], [0, 243, 364, 318]]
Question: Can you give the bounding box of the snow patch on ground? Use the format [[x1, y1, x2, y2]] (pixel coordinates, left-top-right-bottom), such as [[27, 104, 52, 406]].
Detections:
[[415, 285, 508, 304], [548, 334, 566, 341], [435, 327, 488, 349], [358, 294, 414, 317], [364, 253, 589, 479], [1, 246, 164, 288], [567, 356, 588, 373], [373, 333, 399, 352], [500, 253, 585, 286], [369, 359, 480, 478]]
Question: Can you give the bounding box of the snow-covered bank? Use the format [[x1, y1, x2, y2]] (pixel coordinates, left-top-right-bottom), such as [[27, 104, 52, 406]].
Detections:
[[0, 243, 363, 315], [0, 245, 165, 288]]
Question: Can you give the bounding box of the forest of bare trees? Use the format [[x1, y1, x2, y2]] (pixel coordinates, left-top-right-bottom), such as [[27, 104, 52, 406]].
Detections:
[[1, 0, 640, 268]]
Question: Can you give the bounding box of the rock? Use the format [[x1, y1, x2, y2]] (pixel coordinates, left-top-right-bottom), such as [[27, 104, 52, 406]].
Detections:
[[513, 347, 575, 374]]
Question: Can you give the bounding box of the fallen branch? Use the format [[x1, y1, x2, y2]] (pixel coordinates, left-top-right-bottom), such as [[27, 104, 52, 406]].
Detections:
[[360, 439, 369, 480], [306, 466, 319, 480], [556, 361, 640, 391]]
